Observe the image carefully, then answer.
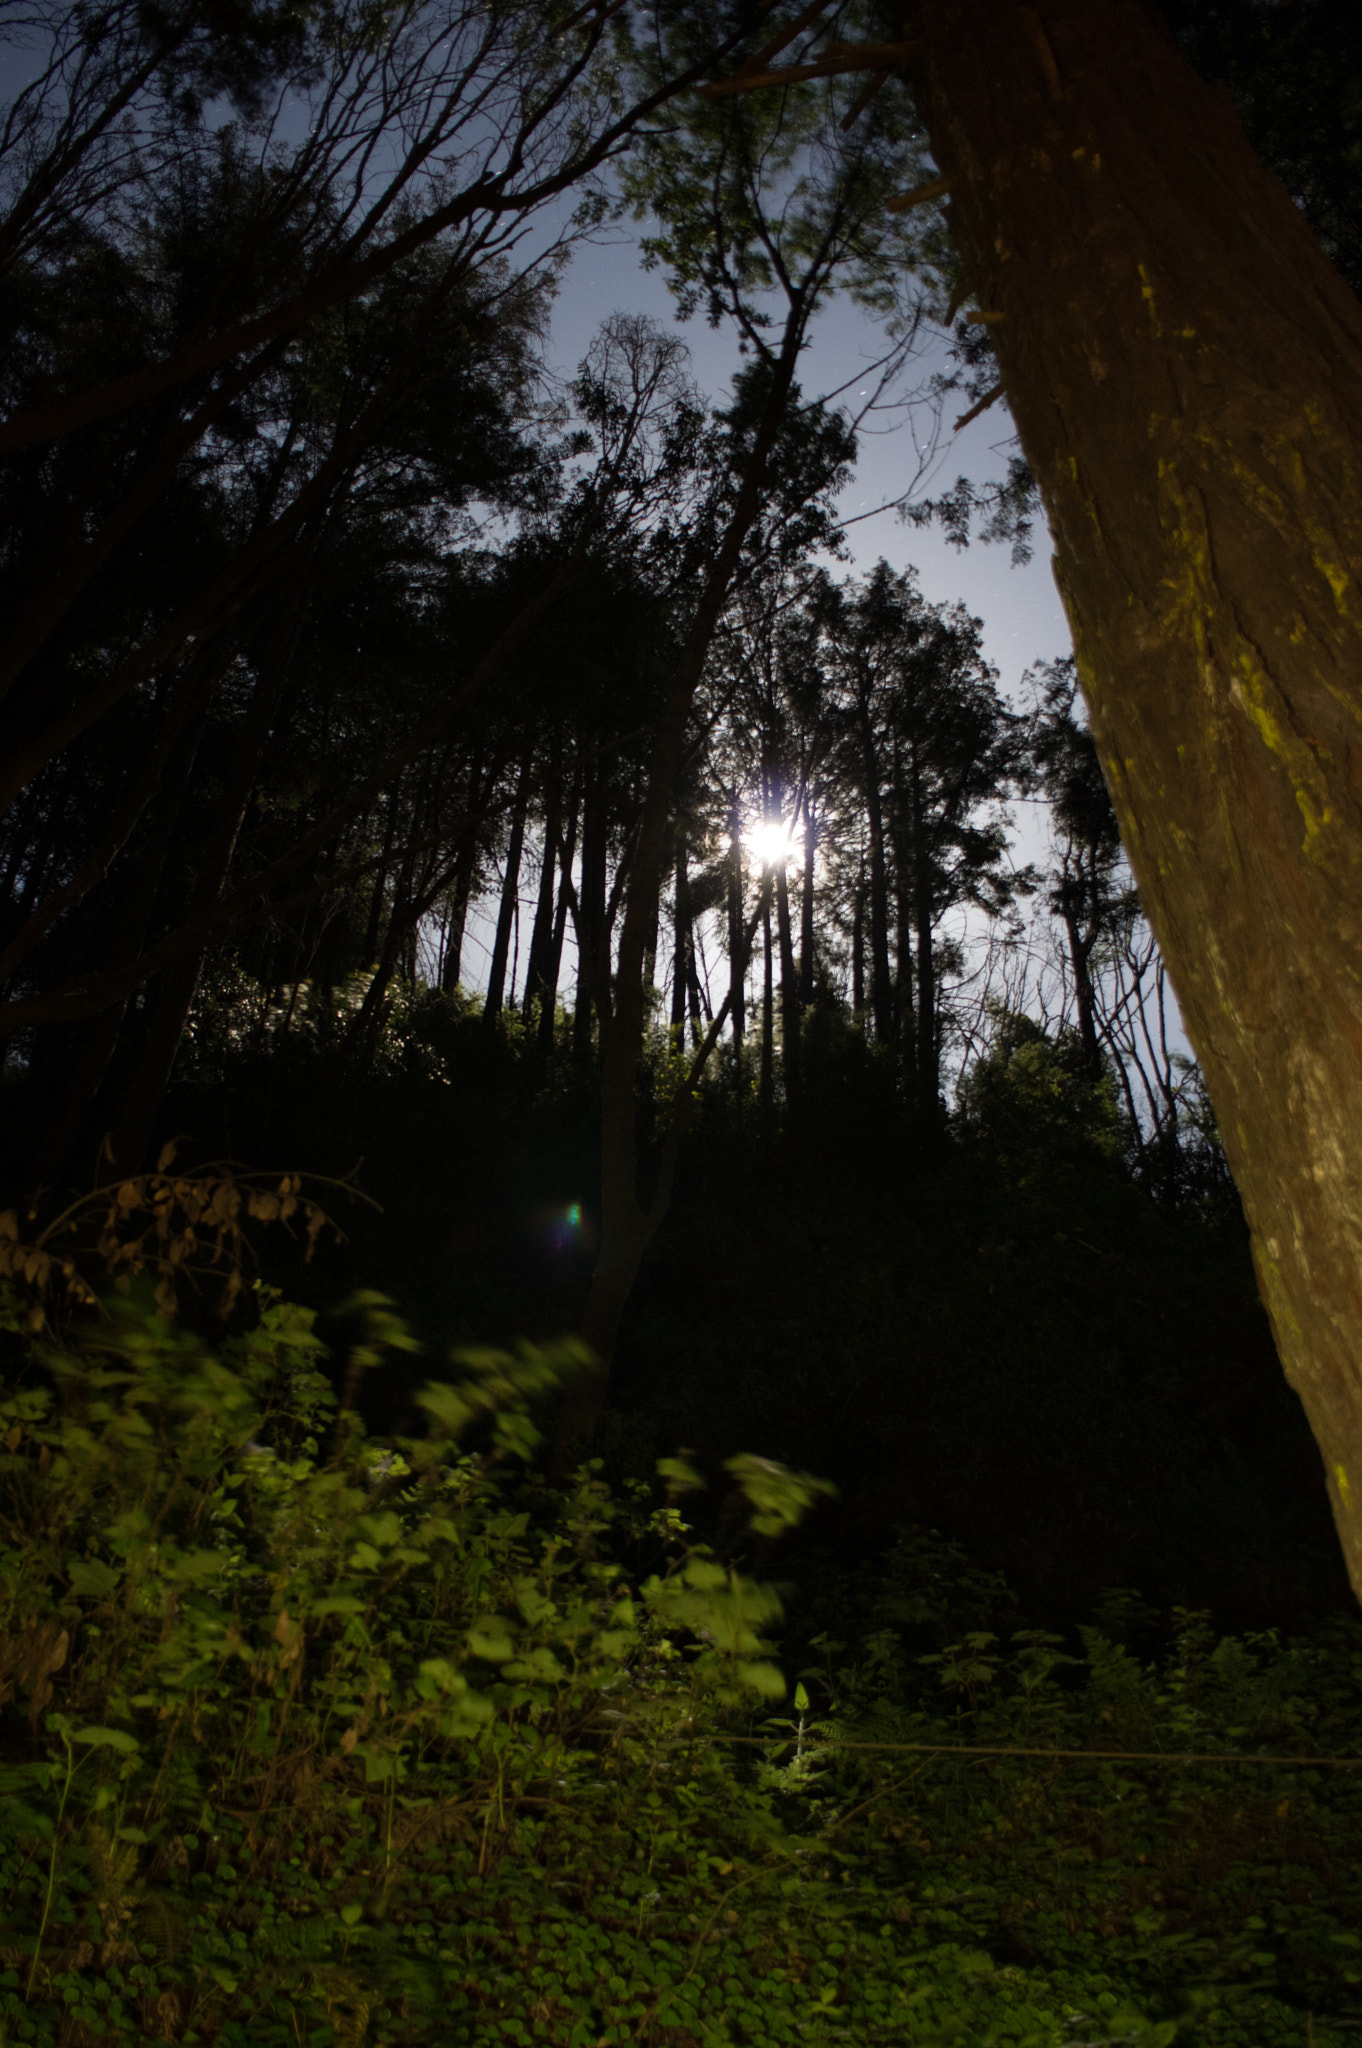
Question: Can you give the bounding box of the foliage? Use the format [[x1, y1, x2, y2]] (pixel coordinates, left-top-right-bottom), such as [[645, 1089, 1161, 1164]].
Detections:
[[0, 1149, 349, 1327], [955, 1011, 1127, 1172], [0, 1289, 1357, 2045]]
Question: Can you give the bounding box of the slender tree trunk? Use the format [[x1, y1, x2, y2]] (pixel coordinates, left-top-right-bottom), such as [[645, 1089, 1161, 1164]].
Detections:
[[671, 839, 690, 1036], [484, 752, 532, 1026], [1062, 859, 1104, 1080], [852, 850, 867, 1023], [775, 850, 800, 1100], [525, 737, 563, 1021], [539, 768, 581, 1058], [641, 894, 659, 1012], [799, 799, 817, 1005], [905, 0, 1362, 1590], [728, 795, 746, 1045], [862, 730, 894, 1041], [889, 787, 916, 1078], [440, 761, 487, 995], [573, 762, 607, 1065], [440, 853, 475, 992], [363, 790, 400, 967], [759, 886, 775, 1110], [687, 924, 708, 1044], [910, 762, 937, 1119]]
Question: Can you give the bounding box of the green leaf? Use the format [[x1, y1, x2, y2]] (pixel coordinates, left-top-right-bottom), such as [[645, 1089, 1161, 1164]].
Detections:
[[67, 1558, 120, 1597], [467, 1620, 515, 1661], [735, 1659, 787, 1698], [72, 1726, 139, 1753]]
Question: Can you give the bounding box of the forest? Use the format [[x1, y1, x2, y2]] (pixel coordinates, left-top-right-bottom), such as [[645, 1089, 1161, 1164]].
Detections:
[[1, 1, 1361, 2044]]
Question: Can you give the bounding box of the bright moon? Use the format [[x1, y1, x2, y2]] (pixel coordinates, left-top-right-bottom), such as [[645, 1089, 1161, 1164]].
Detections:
[[741, 820, 798, 869]]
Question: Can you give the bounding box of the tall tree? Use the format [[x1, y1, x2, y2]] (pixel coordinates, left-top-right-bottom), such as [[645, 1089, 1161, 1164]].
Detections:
[[893, 0, 1362, 1594], [702, 0, 1362, 1595], [820, 561, 1024, 1117]]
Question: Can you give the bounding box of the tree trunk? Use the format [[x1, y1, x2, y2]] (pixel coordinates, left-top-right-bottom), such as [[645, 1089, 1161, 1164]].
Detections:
[[775, 846, 800, 1100], [1061, 857, 1104, 1080], [905, 0, 1362, 1592], [759, 887, 775, 1109], [363, 790, 400, 967], [671, 839, 690, 1036], [484, 751, 532, 1026], [799, 799, 817, 1006], [888, 781, 916, 1076], [852, 850, 867, 1023], [728, 795, 746, 1045], [910, 760, 937, 1119], [862, 730, 894, 1041], [572, 762, 607, 1065], [525, 763, 560, 1021], [440, 803, 482, 995], [538, 768, 581, 1058]]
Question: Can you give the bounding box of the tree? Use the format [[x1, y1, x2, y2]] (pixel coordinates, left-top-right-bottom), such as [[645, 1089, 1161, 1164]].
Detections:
[[0, 1, 795, 1081], [816, 562, 1025, 1119], [883, 0, 1362, 1596], [1028, 658, 1125, 1084], [702, 0, 1362, 1592]]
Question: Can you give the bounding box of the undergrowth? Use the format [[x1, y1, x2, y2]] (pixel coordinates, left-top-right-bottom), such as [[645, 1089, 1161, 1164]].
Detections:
[[0, 1279, 1358, 2048]]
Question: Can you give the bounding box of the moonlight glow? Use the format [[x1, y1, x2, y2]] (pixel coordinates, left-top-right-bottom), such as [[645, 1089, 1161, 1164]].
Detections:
[[740, 820, 799, 869]]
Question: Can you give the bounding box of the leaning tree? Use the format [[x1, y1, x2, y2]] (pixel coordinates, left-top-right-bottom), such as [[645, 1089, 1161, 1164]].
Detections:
[[705, 0, 1362, 1596]]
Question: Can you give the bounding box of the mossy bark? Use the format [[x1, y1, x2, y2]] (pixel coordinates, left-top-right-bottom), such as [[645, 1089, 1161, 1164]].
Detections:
[[904, 0, 1362, 1593]]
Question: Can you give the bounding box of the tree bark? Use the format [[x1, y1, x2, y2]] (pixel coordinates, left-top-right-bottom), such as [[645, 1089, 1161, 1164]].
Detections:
[[852, 849, 867, 1023], [483, 752, 533, 1026], [759, 886, 775, 1109], [538, 768, 581, 1057], [728, 795, 747, 1045], [775, 840, 800, 1099], [671, 838, 691, 1036], [363, 791, 401, 968], [862, 724, 894, 1041], [525, 774, 559, 1017], [905, 0, 1362, 1592], [799, 799, 817, 1006], [572, 761, 607, 1065], [910, 757, 938, 1118]]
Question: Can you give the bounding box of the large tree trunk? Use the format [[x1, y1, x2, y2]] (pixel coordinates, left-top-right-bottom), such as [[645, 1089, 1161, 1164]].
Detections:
[[905, 0, 1362, 1592]]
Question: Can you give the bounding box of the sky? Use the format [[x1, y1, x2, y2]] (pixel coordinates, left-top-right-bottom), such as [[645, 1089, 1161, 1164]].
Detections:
[[542, 227, 1075, 703]]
